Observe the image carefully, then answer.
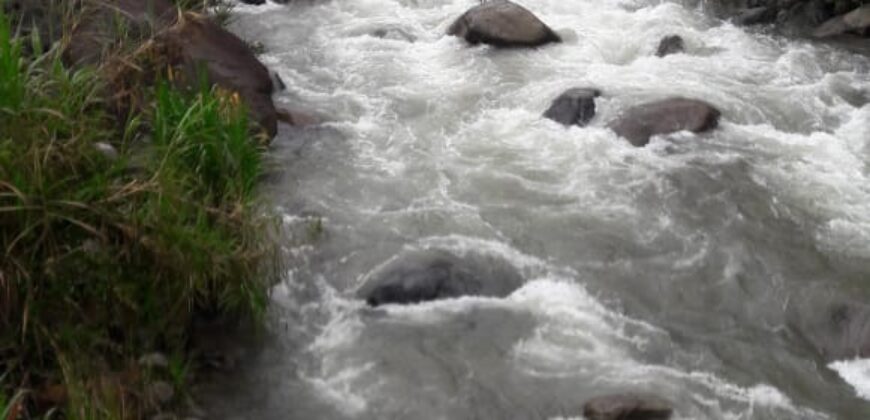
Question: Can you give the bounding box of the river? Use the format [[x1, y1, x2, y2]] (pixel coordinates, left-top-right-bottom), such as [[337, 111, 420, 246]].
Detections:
[[203, 0, 870, 418]]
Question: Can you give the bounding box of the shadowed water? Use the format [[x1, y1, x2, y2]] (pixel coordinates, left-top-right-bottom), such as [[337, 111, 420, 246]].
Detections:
[[200, 0, 870, 418]]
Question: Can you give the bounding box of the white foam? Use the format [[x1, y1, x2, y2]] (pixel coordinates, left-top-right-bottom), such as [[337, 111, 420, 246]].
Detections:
[[830, 359, 870, 401]]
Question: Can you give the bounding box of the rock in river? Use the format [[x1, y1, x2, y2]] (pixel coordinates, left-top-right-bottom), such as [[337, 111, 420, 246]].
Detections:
[[448, 0, 561, 48], [543, 88, 600, 127], [357, 249, 524, 306], [608, 98, 721, 147]]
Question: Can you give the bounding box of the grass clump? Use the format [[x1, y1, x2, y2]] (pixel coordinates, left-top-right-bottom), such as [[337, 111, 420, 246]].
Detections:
[[0, 3, 279, 418]]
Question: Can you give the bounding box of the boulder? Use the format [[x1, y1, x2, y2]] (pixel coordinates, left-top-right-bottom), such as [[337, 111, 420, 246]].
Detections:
[[543, 88, 600, 127], [3, 0, 66, 51], [356, 249, 524, 306], [733, 6, 778, 26], [65, 0, 178, 66], [813, 4, 870, 38], [63, 2, 282, 139], [655, 35, 684, 57], [158, 13, 278, 137], [447, 0, 561, 48], [583, 394, 673, 420], [608, 98, 721, 147]]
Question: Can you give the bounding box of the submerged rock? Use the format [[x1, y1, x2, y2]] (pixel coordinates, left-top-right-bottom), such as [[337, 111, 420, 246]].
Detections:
[[543, 88, 600, 127], [447, 0, 561, 48], [371, 27, 417, 42], [796, 301, 870, 361], [655, 35, 685, 57], [583, 394, 673, 420], [357, 249, 524, 306], [608, 98, 721, 147]]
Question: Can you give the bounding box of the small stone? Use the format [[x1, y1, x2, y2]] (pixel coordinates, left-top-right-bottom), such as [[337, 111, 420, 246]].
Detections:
[[139, 353, 169, 369], [94, 142, 118, 161]]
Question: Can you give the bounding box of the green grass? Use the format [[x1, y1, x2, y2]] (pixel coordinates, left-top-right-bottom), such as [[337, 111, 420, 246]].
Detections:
[[0, 3, 279, 418]]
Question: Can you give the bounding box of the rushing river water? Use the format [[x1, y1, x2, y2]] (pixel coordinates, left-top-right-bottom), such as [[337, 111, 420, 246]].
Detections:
[[205, 0, 870, 418]]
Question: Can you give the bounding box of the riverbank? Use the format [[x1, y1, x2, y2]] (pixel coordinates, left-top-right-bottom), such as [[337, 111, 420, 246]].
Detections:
[[197, 1, 869, 419], [0, 1, 284, 418]]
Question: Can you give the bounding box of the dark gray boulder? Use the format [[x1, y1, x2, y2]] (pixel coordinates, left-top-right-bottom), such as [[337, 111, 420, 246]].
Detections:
[[447, 0, 561, 48], [543, 88, 600, 127], [583, 394, 673, 420], [813, 4, 870, 38], [655, 35, 685, 57], [733, 6, 778, 26], [158, 13, 279, 138], [356, 249, 524, 306], [608, 98, 721, 147]]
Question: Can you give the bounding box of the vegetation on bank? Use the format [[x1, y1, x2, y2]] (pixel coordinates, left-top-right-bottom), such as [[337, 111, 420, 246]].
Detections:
[[0, 1, 280, 418]]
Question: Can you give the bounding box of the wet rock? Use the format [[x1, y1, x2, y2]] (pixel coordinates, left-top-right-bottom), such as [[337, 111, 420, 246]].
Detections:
[[608, 98, 721, 147], [775, 0, 834, 35], [447, 0, 561, 48], [733, 6, 777, 26], [239, 0, 267, 4], [655, 35, 684, 57], [583, 394, 673, 420], [813, 4, 870, 38], [271, 70, 287, 92], [65, 3, 280, 139], [543, 88, 600, 127], [357, 249, 524, 306], [158, 13, 278, 138]]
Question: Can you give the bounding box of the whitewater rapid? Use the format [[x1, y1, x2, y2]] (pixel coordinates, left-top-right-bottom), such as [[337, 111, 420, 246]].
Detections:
[[202, 0, 870, 418]]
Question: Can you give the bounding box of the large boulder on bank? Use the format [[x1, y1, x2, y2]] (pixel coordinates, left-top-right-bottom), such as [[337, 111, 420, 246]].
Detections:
[[64, 2, 281, 138], [447, 1, 561, 48], [543, 88, 600, 127], [3, 0, 68, 51], [608, 98, 721, 147], [583, 394, 673, 420], [813, 4, 870, 38], [356, 249, 524, 306], [65, 0, 177, 66], [158, 13, 278, 137]]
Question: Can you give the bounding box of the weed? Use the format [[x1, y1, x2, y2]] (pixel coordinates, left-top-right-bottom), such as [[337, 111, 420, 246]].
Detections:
[[0, 2, 280, 417]]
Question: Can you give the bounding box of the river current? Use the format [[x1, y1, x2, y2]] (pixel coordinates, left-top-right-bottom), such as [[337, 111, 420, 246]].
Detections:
[[204, 0, 870, 418]]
